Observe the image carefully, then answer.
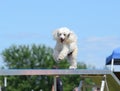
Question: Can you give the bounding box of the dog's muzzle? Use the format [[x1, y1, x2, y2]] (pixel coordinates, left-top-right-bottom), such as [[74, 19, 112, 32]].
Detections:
[[60, 38, 64, 43]]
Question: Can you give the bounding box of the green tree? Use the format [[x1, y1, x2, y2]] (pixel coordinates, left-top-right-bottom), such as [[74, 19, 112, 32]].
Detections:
[[2, 44, 57, 91], [2, 44, 70, 91], [2, 44, 92, 91]]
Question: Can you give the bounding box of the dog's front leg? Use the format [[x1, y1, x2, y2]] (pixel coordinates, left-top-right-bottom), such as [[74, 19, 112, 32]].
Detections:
[[53, 50, 59, 62], [57, 45, 69, 60]]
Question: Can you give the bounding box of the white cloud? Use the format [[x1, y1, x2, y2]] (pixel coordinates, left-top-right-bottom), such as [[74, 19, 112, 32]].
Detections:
[[79, 36, 120, 51], [78, 36, 120, 68]]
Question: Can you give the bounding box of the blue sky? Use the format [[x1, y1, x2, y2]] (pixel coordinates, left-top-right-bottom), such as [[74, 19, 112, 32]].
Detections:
[[0, 0, 120, 69]]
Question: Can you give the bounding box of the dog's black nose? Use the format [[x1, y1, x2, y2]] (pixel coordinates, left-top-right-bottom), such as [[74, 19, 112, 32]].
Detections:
[[60, 38, 64, 42]]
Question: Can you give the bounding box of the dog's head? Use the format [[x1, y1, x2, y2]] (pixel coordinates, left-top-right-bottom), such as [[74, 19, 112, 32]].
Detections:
[[53, 27, 77, 43]]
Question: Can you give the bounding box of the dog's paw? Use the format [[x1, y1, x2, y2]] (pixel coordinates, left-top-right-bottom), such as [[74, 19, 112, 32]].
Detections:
[[57, 54, 65, 60], [55, 59, 60, 63], [69, 66, 77, 69]]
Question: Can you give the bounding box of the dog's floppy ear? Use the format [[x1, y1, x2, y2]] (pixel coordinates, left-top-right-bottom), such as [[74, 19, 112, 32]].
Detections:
[[67, 33, 71, 38], [67, 31, 73, 38], [67, 31, 77, 43], [52, 30, 59, 40]]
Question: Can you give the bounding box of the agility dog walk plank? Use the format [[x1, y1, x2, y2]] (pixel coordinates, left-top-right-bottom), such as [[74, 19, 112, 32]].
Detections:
[[0, 69, 119, 91], [0, 69, 111, 76]]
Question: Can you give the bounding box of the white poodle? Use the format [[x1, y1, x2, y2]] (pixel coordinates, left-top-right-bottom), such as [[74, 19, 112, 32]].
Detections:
[[52, 27, 78, 69]]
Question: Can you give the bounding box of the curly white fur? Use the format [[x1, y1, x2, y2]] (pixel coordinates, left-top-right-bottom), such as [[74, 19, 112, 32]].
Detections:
[[53, 27, 78, 69]]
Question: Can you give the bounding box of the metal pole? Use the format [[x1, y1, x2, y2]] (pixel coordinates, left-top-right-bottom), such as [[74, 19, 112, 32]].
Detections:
[[0, 85, 1, 91], [4, 77, 7, 88], [54, 76, 56, 91], [100, 75, 106, 91], [111, 59, 114, 71], [3, 77, 7, 91]]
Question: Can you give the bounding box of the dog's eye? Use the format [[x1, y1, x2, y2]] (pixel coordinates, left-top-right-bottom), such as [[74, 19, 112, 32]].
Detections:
[[59, 33, 61, 36], [64, 34, 66, 36]]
